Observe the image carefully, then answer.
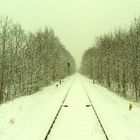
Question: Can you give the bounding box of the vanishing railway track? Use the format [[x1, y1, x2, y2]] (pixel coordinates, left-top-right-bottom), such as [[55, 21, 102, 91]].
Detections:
[[44, 78, 109, 140]]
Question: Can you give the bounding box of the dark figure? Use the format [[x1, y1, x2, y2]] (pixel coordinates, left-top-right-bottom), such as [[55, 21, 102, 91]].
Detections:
[[129, 103, 132, 111], [59, 80, 62, 85], [56, 84, 59, 87]]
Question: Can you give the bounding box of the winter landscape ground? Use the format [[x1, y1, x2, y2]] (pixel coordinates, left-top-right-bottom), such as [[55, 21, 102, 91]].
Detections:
[[1, 1, 140, 140], [0, 74, 140, 140]]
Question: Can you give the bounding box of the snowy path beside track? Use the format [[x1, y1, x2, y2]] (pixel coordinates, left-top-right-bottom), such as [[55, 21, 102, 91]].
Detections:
[[0, 76, 74, 140], [83, 76, 140, 140]]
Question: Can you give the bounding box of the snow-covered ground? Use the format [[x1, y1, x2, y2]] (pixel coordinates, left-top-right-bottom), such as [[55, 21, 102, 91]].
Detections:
[[83, 76, 140, 140], [47, 75, 105, 140], [0, 73, 140, 140], [0, 76, 74, 140]]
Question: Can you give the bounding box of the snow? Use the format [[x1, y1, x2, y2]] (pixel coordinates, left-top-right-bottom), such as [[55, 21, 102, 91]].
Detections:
[[0, 76, 74, 140], [83, 76, 140, 140], [47, 75, 105, 140], [0, 73, 140, 140]]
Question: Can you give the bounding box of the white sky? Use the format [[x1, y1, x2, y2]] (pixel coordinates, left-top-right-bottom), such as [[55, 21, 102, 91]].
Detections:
[[0, 0, 140, 67]]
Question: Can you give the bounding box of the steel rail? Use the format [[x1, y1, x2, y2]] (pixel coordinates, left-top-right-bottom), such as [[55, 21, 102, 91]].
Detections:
[[44, 79, 74, 140], [82, 81, 110, 140]]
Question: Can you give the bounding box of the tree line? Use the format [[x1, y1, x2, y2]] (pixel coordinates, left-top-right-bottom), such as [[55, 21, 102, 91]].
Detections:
[[80, 17, 140, 101], [0, 16, 76, 104]]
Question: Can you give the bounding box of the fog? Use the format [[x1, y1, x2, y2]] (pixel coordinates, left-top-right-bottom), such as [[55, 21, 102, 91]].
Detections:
[[1, 0, 140, 67]]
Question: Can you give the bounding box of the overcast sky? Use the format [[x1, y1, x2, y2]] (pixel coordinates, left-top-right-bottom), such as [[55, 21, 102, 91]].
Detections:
[[0, 0, 140, 67]]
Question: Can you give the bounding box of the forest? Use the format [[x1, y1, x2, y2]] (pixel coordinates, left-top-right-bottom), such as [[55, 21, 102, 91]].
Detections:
[[0, 16, 76, 104], [80, 17, 140, 102]]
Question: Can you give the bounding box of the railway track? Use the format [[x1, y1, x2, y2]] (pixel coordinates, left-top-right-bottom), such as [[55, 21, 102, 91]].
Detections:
[[44, 77, 110, 140]]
